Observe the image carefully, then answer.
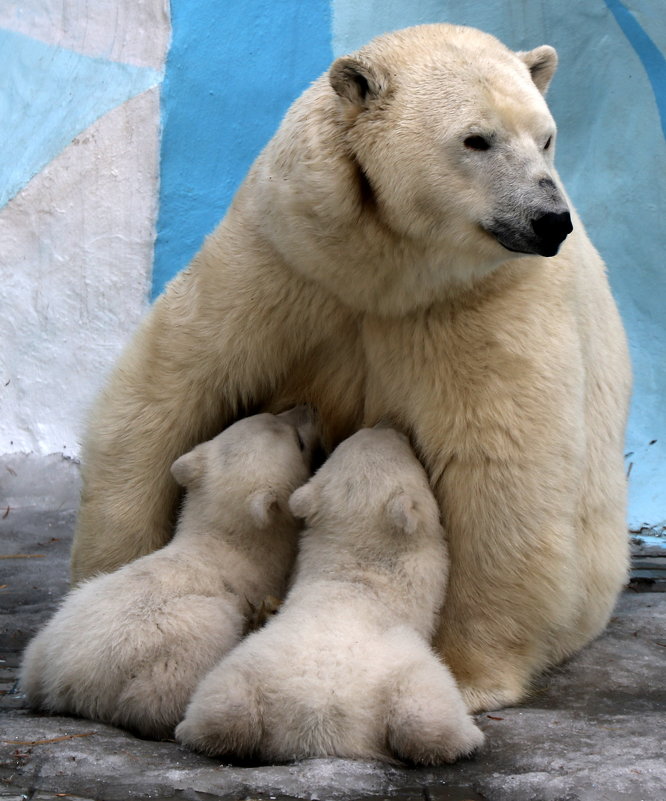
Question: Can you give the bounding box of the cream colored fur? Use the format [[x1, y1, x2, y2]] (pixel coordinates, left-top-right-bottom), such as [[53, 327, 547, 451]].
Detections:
[[71, 24, 631, 711], [176, 427, 484, 764], [21, 408, 318, 738]]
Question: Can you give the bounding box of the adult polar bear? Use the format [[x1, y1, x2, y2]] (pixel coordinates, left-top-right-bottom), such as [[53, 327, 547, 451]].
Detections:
[[71, 24, 630, 712]]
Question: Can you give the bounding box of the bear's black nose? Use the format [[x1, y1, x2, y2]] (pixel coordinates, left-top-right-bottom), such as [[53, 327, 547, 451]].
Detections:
[[531, 210, 573, 256]]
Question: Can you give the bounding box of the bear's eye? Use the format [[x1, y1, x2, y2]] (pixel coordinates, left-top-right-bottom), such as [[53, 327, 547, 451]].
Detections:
[[544, 136, 553, 151], [464, 135, 491, 151]]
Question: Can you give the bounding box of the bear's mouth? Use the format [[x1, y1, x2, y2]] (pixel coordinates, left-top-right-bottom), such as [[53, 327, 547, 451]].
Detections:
[[483, 224, 539, 256], [484, 220, 571, 257], [495, 237, 535, 255]]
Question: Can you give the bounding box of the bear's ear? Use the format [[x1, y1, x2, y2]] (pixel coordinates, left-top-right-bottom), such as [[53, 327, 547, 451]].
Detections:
[[248, 490, 280, 529], [517, 45, 558, 95], [170, 449, 204, 488], [329, 56, 391, 107], [288, 482, 317, 521], [386, 492, 419, 536]]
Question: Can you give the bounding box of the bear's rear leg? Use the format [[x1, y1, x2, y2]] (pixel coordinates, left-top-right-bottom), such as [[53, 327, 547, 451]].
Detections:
[[176, 665, 263, 759], [386, 659, 484, 765]]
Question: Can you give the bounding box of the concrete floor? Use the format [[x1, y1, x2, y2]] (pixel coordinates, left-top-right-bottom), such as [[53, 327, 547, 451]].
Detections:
[[1, 499, 665, 801]]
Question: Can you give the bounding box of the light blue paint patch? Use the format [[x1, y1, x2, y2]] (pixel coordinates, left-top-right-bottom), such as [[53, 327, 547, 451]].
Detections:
[[0, 28, 162, 209], [605, 0, 666, 138], [333, 0, 666, 528], [152, 0, 333, 298]]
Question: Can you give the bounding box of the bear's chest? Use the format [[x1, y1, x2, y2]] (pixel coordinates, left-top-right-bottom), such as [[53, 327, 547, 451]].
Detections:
[[361, 291, 584, 463]]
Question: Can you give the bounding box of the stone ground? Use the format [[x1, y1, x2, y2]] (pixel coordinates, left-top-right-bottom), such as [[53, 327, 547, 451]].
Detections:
[[1, 482, 665, 801]]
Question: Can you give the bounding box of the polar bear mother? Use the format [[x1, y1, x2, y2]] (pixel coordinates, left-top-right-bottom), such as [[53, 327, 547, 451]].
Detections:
[[72, 24, 630, 712]]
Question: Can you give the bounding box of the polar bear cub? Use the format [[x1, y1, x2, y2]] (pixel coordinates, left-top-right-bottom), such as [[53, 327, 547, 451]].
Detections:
[[20, 407, 318, 739], [177, 427, 484, 764]]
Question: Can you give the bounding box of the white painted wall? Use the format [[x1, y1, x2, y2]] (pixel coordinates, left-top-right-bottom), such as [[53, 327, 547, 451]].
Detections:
[[0, 2, 169, 459]]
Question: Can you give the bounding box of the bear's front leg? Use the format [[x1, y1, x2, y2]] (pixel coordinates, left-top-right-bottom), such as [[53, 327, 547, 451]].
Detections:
[[362, 288, 609, 711], [71, 223, 358, 582], [430, 444, 587, 712], [429, 449, 583, 711]]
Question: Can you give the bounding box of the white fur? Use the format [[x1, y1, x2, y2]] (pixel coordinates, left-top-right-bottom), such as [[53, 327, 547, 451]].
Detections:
[[71, 24, 631, 712], [20, 408, 318, 738], [176, 428, 484, 764]]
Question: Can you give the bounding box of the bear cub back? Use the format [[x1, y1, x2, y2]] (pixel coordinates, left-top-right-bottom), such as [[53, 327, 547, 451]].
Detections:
[[20, 407, 318, 739]]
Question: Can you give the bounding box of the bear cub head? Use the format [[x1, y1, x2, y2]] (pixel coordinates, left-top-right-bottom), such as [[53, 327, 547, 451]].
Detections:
[[171, 406, 319, 530], [290, 425, 442, 545]]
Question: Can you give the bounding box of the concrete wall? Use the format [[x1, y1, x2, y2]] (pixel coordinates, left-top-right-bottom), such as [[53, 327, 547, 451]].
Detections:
[[1, 1, 664, 533]]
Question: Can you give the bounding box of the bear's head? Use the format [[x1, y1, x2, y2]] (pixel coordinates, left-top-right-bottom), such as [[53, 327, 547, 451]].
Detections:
[[329, 24, 572, 273], [171, 406, 319, 530]]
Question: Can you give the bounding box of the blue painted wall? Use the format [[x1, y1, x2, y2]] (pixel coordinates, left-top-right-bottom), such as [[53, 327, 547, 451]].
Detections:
[[152, 0, 332, 295], [154, 1, 665, 533]]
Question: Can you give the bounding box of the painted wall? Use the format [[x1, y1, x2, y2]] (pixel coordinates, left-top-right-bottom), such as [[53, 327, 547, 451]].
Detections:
[[153, 0, 332, 295], [1, 1, 663, 533], [0, 1, 169, 458]]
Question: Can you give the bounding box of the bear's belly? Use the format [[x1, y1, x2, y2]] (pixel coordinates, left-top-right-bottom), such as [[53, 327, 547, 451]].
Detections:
[[267, 312, 368, 450]]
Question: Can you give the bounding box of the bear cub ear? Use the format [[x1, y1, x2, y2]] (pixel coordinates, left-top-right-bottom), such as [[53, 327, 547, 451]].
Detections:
[[249, 490, 280, 528], [517, 45, 558, 95], [386, 492, 419, 536], [330, 56, 391, 107], [171, 449, 205, 488], [288, 482, 316, 521]]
